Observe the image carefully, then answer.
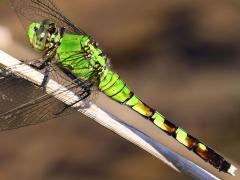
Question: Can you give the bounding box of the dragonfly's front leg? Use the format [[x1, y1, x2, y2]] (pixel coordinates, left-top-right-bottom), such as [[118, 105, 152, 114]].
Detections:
[[29, 58, 47, 70], [29, 46, 57, 69], [28, 57, 52, 87], [40, 62, 51, 87]]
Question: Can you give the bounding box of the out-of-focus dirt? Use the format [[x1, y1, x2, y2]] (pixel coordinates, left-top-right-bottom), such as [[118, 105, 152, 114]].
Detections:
[[0, 0, 240, 179]]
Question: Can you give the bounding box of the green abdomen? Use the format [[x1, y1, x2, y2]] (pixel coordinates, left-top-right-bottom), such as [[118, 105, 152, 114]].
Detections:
[[99, 69, 153, 116], [98, 69, 233, 174], [55, 33, 233, 174]]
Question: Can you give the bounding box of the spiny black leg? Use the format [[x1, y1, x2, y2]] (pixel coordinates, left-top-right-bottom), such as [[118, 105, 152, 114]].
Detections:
[[27, 56, 52, 87], [29, 59, 48, 70], [40, 62, 51, 87], [59, 27, 66, 37], [29, 60, 51, 87], [19, 59, 25, 63], [54, 90, 91, 115], [18, 58, 42, 67]]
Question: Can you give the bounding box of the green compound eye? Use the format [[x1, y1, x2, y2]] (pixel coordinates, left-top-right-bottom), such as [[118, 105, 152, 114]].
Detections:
[[28, 22, 40, 45]]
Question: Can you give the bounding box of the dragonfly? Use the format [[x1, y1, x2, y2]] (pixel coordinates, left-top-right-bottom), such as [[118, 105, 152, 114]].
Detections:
[[0, 0, 236, 176]]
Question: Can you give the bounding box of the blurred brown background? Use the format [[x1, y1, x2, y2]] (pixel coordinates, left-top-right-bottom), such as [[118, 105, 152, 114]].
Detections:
[[0, 0, 240, 179]]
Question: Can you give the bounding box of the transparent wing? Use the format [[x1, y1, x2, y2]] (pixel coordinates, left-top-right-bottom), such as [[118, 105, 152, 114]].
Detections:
[[47, 51, 99, 102], [3, 0, 99, 131], [8, 0, 88, 35], [49, 62, 97, 101], [0, 65, 92, 131]]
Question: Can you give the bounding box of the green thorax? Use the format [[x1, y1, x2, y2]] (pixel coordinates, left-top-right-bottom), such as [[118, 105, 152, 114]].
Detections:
[[56, 33, 107, 80]]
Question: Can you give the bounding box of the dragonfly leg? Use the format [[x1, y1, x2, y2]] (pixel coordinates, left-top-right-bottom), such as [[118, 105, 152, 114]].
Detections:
[[29, 60, 51, 87], [40, 62, 51, 87], [27, 56, 53, 87], [29, 58, 48, 70], [53, 89, 91, 115]]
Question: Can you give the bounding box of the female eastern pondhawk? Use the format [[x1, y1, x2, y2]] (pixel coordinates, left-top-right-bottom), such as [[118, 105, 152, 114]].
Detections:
[[0, 0, 236, 176]]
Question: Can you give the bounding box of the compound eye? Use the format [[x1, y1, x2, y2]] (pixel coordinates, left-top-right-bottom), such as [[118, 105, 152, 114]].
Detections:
[[34, 26, 38, 31]]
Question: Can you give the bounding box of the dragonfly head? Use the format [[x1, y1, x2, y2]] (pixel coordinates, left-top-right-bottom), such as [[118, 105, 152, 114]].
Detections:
[[28, 19, 58, 51]]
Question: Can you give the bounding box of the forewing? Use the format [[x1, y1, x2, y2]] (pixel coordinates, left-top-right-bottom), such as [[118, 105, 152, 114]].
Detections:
[[8, 0, 88, 35], [0, 67, 79, 131]]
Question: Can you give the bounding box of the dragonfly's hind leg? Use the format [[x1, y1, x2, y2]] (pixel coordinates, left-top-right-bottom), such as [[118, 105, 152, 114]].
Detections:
[[54, 78, 92, 115], [54, 89, 91, 115]]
